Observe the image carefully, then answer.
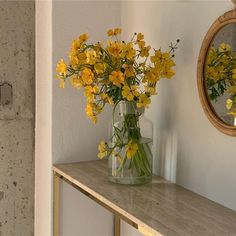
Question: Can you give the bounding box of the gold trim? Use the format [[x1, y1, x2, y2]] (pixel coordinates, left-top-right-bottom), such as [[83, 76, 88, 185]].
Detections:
[[114, 215, 120, 236], [197, 10, 236, 136], [53, 172, 60, 236], [54, 172, 158, 236]]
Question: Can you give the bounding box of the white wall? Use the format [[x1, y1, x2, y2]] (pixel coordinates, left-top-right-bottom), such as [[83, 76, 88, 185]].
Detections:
[[36, 1, 236, 236], [52, 1, 121, 235], [121, 0, 236, 212]]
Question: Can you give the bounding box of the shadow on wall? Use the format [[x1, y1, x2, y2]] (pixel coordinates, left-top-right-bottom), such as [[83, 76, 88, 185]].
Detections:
[[159, 131, 178, 183]]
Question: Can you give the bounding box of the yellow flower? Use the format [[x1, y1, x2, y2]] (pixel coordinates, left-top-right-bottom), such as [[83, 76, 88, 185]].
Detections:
[[136, 94, 151, 108], [94, 63, 105, 74], [101, 93, 113, 104], [70, 76, 83, 88], [71, 39, 82, 52], [162, 67, 176, 79], [124, 64, 135, 78], [135, 33, 146, 48], [136, 33, 144, 42], [68, 51, 87, 69], [206, 66, 224, 82], [107, 41, 124, 58], [121, 42, 136, 59], [139, 62, 146, 71], [228, 86, 236, 95], [122, 85, 139, 101], [232, 68, 236, 79], [56, 59, 67, 76], [81, 68, 94, 85], [98, 141, 108, 159], [219, 42, 231, 53], [145, 85, 157, 95], [125, 141, 138, 159], [84, 86, 99, 102], [138, 40, 145, 49], [107, 28, 122, 37], [227, 111, 236, 118], [226, 99, 233, 110], [69, 52, 79, 69], [151, 50, 172, 65], [79, 33, 89, 42], [144, 67, 160, 83], [114, 28, 122, 35], [77, 52, 87, 62], [85, 103, 97, 123], [206, 46, 217, 64], [59, 78, 65, 89], [86, 50, 97, 65], [107, 29, 114, 37], [109, 70, 124, 87], [140, 45, 151, 58]]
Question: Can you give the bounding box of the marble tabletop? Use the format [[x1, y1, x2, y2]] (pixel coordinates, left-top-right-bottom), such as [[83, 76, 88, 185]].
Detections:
[[53, 160, 236, 236]]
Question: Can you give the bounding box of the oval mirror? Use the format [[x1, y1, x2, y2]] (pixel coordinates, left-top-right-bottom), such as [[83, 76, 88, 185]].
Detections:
[[198, 10, 236, 136]]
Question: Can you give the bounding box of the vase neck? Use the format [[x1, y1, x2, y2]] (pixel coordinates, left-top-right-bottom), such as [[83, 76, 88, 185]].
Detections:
[[118, 101, 144, 116]]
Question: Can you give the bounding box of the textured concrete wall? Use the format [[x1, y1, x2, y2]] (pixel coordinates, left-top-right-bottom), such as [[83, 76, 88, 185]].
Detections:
[[0, 1, 35, 236]]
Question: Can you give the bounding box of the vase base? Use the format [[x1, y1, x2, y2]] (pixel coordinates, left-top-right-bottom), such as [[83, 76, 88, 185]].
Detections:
[[108, 175, 152, 185]]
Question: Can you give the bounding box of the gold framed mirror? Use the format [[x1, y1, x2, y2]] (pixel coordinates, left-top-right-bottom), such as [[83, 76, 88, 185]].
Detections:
[[197, 9, 236, 136]]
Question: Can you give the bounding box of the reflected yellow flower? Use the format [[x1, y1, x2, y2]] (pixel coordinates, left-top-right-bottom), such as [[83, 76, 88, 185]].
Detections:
[[219, 42, 231, 53], [232, 69, 236, 80], [227, 111, 236, 118], [226, 99, 233, 110]]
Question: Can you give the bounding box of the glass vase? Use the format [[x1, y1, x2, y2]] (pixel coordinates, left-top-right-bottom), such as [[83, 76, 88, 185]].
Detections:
[[108, 101, 153, 185]]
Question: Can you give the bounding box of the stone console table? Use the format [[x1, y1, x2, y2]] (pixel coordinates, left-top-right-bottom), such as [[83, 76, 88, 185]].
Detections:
[[53, 160, 236, 236]]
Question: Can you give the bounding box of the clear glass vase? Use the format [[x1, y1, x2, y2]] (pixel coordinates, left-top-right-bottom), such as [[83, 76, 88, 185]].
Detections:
[[108, 101, 153, 185]]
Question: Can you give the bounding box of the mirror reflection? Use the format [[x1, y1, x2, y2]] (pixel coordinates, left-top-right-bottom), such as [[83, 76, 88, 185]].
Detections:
[[204, 23, 236, 126]]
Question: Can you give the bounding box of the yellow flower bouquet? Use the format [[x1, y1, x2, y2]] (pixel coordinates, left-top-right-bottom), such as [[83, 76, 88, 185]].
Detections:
[[205, 43, 236, 118], [56, 28, 179, 184]]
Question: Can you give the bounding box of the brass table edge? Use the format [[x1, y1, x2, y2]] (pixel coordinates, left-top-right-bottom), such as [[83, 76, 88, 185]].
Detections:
[[52, 166, 162, 236]]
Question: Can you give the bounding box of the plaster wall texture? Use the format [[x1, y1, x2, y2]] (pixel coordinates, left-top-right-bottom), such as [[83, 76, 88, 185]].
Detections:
[[121, 0, 236, 213], [0, 1, 35, 236]]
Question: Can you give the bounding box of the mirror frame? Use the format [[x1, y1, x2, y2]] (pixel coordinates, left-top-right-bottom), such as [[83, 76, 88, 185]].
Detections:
[[197, 10, 236, 136]]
